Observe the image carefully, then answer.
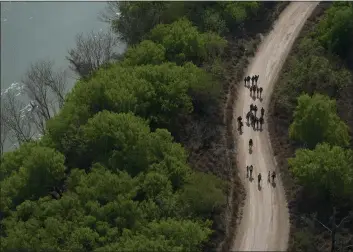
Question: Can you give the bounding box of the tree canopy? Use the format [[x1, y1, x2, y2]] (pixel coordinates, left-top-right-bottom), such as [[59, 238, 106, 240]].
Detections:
[[110, 1, 262, 45], [1, 144, 66, 215], [289, 93, 350, 149], [317, 2, 353, 59], [122, 40, 166, 66], [289, 143, 353, 199], [148, 18, 227, 64], [45, 62, 217, 168], [1, 110, 226, 250], [1, 163, 222, 251]]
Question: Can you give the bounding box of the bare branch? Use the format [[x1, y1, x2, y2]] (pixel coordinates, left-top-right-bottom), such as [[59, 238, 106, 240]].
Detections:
[[1, 89, 34, 145], [337, 212, 353, 229], [22, 59, 64, 121], [98, 1, 120, 23], [1, 59, 69, 152], [66, 29, 120, 79], [47, 68, 68, 109], [314, 216, 333, 233], [0, 115, 10, 156]]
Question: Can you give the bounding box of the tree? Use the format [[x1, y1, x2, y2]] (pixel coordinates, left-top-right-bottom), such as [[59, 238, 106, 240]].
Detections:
[[1, 89, 34, 145], [1, 60, 69, 150], [122, 40, 166, 66], [80, 111, 191, 188], [318, 3, 353, 58], [288, 143, 353, 199], [218, 1, 261, 30], [81, 111, 151, 175], [0, 118, 9, 156], [106, 2, 186, 45], [0, 145, 66, 214], [21, 59, 68, 136], [104, 1, 261, 43], [140, 171, 172, 200], [66, 30, 120, 79], [201, 8, 228, 35], [0, 161, 213, 252], [117, 219, 212, 252], [148, 18, 227, 64], [289, 93, 350, 148], [179, 171, 226, 218], [1, 164, 140, 251], [0, 141, 38, 181], [22, 59, 67, 119], [46, 62, 216, 167]]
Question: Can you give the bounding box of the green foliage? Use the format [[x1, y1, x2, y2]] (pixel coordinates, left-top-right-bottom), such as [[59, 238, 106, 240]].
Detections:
[[46, 62, 216, 168], [179, 171, 226, 218], [1, 164, 214, 252], [317, 3, 353, 58], [81, 111, 150, 176], [95, 219, 212, 252], [207, 57, 226, 80], [289, 93, 350, 148], [112, 2, 170, 45], [201, 8, 228, 35], [274, 37, 351, 116], [219, 1, 261, 27], [111, 1, 262, 45], [0, 142, 38, 181], [80, 111, 191, 188], [0, 146, 66, 214], [288, 143, 353, 199], [122, 40, 166, 66], [149, 18, 227, 64]]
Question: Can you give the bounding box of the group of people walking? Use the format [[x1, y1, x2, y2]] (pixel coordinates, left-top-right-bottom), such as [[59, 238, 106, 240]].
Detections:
[[246, 166, 276, 184], [237, 104, 265, 132], [244, 75, 263, 99], [239, 74, 277, 187]]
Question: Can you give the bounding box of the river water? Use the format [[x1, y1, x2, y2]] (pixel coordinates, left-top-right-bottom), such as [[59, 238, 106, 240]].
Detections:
[[1, 1, 125, 152]]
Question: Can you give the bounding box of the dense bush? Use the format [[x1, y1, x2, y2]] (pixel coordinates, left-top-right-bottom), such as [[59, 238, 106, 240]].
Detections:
[[1, 111, 226, 251], [112, 1, 262, 45], [122, 40, 166, 66], [289, 93, 350, 148], [148, 18, 227, 65], [289, 143, 353, 200], [1, 162, 224, 251], [317, 2, 353, 59], [1, 144, 66, 215], [45, 62, 218, 168]]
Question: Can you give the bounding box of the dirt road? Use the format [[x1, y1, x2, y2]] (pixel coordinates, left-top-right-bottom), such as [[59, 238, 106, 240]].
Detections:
[[231, 2, 318, 251]]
